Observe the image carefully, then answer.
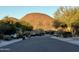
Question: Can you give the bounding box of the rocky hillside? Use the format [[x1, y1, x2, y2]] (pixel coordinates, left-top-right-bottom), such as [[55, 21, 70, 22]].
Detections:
[[20, 13, 55, 31]]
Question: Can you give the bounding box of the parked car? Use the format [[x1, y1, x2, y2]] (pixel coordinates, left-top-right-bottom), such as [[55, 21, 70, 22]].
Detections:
[[11, 34, 17, 39], [53, 31, 60, 37], [30, 30, 45, 36], [30, 31, 37, 36], [45, 30, 55, 35]]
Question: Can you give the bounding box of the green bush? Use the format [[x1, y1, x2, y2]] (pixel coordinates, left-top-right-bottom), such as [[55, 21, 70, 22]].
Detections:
[[4, 35, 12, 41], [0, 22, 16, 35], [0, 34, 4, 39], [15, 22, 33, 32]]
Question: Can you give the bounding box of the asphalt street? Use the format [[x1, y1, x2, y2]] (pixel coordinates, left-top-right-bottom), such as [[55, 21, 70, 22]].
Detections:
[[0, 35, 79, 52]]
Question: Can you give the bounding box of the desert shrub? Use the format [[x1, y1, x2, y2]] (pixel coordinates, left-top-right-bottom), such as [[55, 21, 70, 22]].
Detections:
[[0, 22, 16, 35], [15, 22, 33, 32], [62, 32, 72, 38], [0, 34, 4, 39], [4, 35, 12, 41]]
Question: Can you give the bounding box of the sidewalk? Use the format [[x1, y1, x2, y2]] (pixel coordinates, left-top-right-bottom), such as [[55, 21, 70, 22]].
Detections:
[[0, 39, 22, 47], [51, 36, 79, 46]]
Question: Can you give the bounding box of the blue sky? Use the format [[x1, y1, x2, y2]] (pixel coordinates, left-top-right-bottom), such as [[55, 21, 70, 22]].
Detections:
[[0, 6, 59, 19]]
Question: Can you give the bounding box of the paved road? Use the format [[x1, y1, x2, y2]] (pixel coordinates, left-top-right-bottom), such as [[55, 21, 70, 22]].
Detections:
[[0, 35, 79, 52]]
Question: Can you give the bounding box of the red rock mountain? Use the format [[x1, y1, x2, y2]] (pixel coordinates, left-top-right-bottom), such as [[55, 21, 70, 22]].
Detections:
[[20, 13, 55, 31]]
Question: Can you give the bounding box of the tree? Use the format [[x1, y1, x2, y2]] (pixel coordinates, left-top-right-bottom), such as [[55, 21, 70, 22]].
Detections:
[[0, 22, 16, 35], [53, 20, 61, 29], [0, 16, 17, 35], [15, 21, 33, 32], [53, 20, 67, 29], [71, 21, 79, 36], [1, 16, 17, 24], [0, 16, 33, 35], [54, 6, 79, 34]]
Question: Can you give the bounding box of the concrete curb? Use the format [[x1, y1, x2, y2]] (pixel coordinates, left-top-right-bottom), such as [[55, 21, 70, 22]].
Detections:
[[0, 39, 22, 47]]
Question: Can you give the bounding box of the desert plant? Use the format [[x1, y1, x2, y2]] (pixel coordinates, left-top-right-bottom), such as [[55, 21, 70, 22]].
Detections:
[[4, 35, 12, 41], [0, 34, 4, 40]]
